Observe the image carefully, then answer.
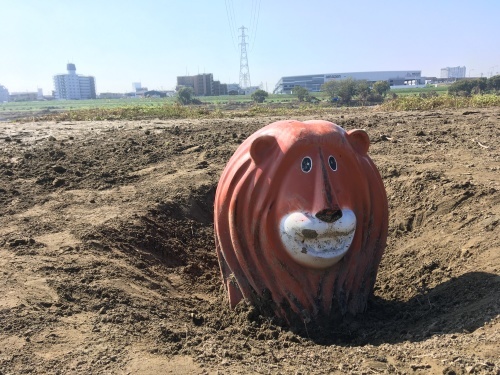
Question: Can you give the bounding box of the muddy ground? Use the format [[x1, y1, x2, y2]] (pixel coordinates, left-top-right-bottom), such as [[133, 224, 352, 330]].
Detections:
[[0, 108, 498, 374]]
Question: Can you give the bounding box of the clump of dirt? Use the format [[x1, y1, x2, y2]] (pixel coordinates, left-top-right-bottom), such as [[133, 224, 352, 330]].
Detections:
[[0, 109, 498, 374]]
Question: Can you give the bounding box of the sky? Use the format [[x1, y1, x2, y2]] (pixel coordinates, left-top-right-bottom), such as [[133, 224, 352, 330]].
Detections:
[[1, 0, 499, 95]]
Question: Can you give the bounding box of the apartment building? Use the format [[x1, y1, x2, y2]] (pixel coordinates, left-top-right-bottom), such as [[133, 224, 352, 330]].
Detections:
[[440, 66, 466, 79], [177, 73, 228, 96], [53, 63, 96, 100]]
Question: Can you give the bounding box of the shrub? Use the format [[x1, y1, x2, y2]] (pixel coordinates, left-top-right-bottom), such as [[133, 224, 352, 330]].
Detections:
[[176, 87, 194, 105], [293, 86, 311, 102], [251, 90, 268, 103], [449, 78, 487, 96], [373, 81, 391, 96]]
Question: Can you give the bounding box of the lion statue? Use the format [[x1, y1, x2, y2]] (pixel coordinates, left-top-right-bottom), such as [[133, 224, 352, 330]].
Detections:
[[214, 120, 388, 323]]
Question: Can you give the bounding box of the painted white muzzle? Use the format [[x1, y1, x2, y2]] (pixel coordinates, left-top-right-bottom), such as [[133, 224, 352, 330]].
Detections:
[[279, 210, 356, 268]]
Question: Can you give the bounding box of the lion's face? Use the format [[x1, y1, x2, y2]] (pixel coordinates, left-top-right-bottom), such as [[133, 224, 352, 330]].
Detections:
[[215, 120, 388, 321], [270, 121, 366, 268]]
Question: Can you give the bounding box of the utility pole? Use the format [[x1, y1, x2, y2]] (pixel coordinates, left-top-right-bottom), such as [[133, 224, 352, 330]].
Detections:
[[489, 66, 498, 77], [239, 26, 251, 89]]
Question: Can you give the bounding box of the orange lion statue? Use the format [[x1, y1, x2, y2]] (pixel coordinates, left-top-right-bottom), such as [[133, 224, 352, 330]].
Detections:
[[214, 120, 388, 323]]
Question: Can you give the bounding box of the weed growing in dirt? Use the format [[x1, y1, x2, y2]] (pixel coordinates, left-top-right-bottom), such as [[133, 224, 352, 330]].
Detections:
[[27, 103, 339, 122], [11, 93, 500, 123], [379, 94, 500, 111]]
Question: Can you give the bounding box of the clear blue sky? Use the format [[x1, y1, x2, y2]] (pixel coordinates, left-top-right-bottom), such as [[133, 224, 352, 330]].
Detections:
[[1, 0, 499, 94]]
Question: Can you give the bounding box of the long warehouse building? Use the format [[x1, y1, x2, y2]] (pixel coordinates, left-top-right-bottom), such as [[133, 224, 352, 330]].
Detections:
[[273, 70, 424, 94]]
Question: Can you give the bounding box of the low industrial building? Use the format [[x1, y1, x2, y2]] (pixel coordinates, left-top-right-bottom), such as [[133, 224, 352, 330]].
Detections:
[[9, 92, 38, 102], [98, 92, 125, 99], [273, 70, 425, 94], [53, 63, 96, 100]]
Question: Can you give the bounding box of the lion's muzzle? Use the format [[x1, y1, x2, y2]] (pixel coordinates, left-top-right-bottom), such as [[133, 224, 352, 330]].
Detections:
[[279, 210, 356, 269]]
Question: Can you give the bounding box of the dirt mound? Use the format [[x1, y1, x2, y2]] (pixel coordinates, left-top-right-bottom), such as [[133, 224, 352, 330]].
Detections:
[[0, 109, 498, 374]]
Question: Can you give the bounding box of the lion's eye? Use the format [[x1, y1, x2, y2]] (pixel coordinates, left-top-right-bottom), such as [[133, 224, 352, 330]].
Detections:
[[301, 157, 312, 173], [328, 156, 337, 171]]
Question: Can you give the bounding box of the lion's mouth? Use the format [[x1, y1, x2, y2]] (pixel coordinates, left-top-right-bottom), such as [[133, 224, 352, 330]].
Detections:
[[279, 210, 356, 268]]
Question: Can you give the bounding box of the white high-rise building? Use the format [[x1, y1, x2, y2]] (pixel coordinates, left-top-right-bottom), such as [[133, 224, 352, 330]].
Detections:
[[440, 66, 466, 79], [132, 82, 142, 91], [0, 84, 9, 102], [53, 63, 96, 100]]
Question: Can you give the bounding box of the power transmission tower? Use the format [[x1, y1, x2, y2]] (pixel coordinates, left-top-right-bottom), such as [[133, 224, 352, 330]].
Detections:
[[238, 26, 251, 89]]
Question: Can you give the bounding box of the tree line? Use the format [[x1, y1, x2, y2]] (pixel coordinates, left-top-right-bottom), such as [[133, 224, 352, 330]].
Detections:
[[448, 76, 500, 96], [177, 75, 500, 105], [253, 80, 391, 105], [318, 79, 391, 105]]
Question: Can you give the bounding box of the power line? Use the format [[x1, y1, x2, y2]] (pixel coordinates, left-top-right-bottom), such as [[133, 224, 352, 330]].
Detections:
[[249, 0, 257, 37], [224, 0, 238, 51], [249, 0, 261, 52], [248, 1, 256, 48], [228, 0, 237, 34]]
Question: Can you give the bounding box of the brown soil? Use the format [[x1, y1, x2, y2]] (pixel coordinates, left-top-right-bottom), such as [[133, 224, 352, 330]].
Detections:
[[0, 108, 499, 375]]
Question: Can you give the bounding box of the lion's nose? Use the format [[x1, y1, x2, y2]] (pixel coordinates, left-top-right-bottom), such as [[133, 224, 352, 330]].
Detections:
[[315, 208, 343, 223]]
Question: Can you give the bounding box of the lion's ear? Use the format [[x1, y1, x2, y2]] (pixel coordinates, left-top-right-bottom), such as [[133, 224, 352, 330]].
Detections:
[[347, 129, 370, 155], [250, 134, 278, 165]]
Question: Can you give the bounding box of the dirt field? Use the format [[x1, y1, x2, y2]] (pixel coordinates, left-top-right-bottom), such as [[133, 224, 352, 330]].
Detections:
[[0, 108, 498, 374]]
